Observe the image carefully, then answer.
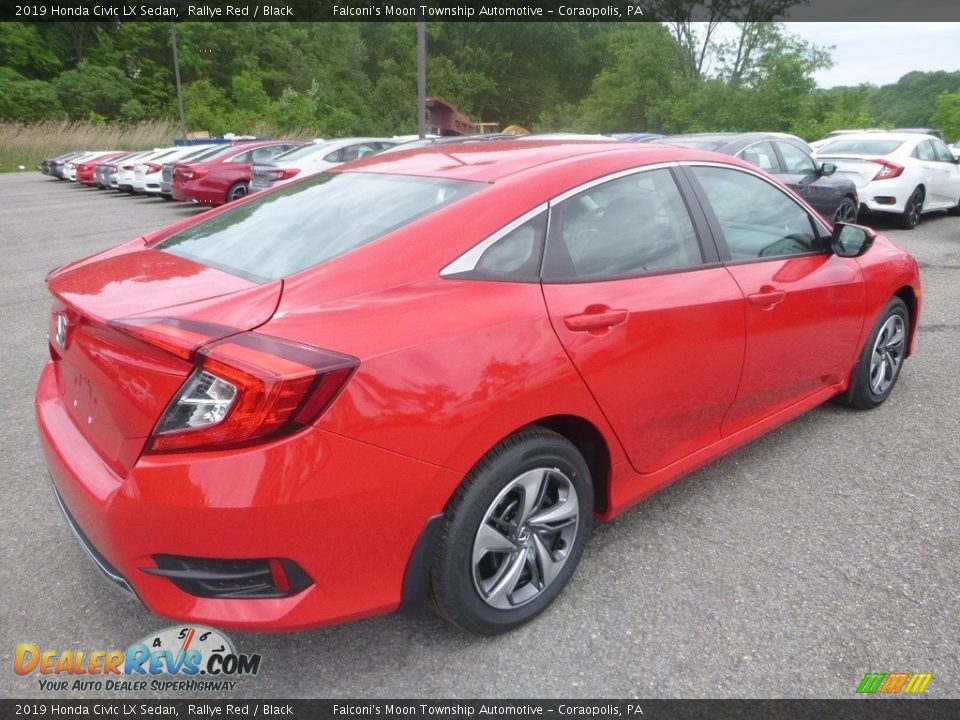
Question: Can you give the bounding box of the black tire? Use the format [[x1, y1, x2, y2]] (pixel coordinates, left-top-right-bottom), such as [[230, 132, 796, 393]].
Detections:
[[431, 427, 593, 635], [898, 187, 924, 229], [833, 197, 859, 225], [839, 297, 909, 410], [948, 195, 960, 216], [226, 182, 248, 203]]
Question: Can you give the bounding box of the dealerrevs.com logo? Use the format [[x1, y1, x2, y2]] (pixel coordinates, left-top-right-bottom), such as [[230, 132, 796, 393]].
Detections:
[[856, 672, 933, 695], [14, 626, 262, 692]]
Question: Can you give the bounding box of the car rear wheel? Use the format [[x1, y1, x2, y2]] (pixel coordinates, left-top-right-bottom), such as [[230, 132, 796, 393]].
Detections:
[[839, 297, 909, 410], [833, 197, 859, 224], [227, 182, 248, 202], [898, 187, 924, 229], [431, 427, 593, 635]]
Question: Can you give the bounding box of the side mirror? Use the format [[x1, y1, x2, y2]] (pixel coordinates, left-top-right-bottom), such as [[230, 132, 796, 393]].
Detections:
[[830, 222, 875, 258], [819, 162, 837, 177]]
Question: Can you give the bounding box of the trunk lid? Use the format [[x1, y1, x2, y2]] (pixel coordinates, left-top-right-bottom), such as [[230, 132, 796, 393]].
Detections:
[[46, 247, 281, 476], [815, 154, 886, 189]]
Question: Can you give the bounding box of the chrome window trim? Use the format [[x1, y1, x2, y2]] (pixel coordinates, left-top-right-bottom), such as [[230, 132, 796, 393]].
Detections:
[[440, 203, 548, 277], [547, 161, 680, 206]]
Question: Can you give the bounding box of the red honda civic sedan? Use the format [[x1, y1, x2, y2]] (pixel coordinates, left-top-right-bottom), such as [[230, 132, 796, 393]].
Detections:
[[36, 142, 920, 635], [170, 140, 303, 205]]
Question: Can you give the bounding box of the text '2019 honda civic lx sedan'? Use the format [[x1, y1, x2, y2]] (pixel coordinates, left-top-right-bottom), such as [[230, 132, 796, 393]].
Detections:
[[36, 141, 921, 635]]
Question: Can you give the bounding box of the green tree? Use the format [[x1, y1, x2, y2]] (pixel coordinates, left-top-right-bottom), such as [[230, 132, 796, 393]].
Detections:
[[53, 61, 134, 120], [0, 22, 61, 77], [931, 91, 960, 142], [0, 68, 64, 121]]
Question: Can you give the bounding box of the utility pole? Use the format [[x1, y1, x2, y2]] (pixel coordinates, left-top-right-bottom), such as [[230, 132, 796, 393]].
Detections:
[[170, 23, 187, 140], [417, 20, 427, 139]]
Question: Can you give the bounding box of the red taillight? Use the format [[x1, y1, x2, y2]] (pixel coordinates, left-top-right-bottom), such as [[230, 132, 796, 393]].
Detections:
[[177, 167, 207, 181], [869, 159, 904, 181], [271, 168, 300, 180], [146, 163, 162, 173], [114, 320, 358, 453]]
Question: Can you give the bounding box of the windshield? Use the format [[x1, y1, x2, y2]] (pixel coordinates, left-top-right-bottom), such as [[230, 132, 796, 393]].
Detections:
[[157, 172, 483, 282], [819, 139, 905, 155]]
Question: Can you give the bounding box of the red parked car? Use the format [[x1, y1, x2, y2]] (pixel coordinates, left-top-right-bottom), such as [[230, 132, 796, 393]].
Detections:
[[170, 140, 303, 205], [36, 142, 920, 634], [74, 152, 127, 186]]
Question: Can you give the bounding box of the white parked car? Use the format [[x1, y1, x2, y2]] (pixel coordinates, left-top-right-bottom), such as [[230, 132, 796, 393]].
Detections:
[[249, 138, 397, 193], [132, 144, 217, 196], [116, 147, 184, 193], [814, 132, 960, 228]]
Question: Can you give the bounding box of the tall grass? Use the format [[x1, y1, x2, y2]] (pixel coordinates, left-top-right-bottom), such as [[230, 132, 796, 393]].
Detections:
[[0, 121, 178, 172]]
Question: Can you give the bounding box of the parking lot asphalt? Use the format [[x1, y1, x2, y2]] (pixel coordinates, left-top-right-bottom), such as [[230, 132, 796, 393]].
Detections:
[[2, 172, 958, 699]]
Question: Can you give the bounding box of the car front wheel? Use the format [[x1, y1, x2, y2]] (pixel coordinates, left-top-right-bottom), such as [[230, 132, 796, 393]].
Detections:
[[840, 297, 909, 410], [431, 427, 593, 635]]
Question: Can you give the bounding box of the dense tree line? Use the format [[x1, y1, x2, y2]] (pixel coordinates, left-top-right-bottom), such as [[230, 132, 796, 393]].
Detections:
[[0, 20, 958, 141]]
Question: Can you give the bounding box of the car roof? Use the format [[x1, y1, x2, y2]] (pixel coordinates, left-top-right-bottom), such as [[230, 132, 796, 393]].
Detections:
[[340, 140, 720, 183], [652, 132, 807, 153], [820, 132, 925, 144]]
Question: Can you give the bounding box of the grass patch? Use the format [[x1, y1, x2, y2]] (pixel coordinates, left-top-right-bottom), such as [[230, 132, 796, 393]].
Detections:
[[0, 121, 178, 172]]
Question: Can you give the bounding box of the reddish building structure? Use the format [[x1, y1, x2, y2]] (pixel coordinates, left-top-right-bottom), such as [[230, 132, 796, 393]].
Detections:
[[426, 97, 476, 136]]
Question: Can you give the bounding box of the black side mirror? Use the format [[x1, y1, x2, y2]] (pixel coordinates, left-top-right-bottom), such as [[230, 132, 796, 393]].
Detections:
[[830, 222, 875, 258], [819, 162, 837, 177]]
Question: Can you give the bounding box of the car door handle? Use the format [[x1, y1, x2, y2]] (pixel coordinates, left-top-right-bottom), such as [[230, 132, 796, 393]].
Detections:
[[563, 307, 629, 332], [747, 289, 786, 308]]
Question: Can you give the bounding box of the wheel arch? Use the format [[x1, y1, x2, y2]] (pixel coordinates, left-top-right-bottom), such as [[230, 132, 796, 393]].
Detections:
[[894, 285, 919, 358]]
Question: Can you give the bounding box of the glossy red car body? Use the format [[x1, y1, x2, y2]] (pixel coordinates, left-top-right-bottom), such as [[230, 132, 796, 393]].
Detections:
[[74, 152, 126, 186], [170, 140, 303, 205], [36, 142, 921, 631]]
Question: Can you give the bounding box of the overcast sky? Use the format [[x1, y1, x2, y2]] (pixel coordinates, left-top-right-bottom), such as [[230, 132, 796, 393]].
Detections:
[[707, 22, 960, 88]]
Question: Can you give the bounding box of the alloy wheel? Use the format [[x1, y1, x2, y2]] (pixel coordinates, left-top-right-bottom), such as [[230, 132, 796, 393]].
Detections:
[[869, 314, 906, 395], [471, 467, 580, 610], [833, 199, 858, 224]]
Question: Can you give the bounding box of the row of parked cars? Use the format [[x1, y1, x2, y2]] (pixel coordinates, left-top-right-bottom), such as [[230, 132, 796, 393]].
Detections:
[[40, 129, 960, 228]]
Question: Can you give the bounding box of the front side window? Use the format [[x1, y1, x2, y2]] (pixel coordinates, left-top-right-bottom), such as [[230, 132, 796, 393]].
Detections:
[[157, 173, 483, 282], [691, 166, 821, 261], [544, 168, 703, 281], [931, 140, 955, 163], [777, 142, 817, 175]]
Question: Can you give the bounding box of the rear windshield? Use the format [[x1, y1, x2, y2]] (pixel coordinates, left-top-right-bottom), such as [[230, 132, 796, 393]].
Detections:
[[156, 172, 483, 282], [180, 144, 232, 163], [655, 137, 726, 151], [267, 143, 332, 162], [819, 139, 904, 155]]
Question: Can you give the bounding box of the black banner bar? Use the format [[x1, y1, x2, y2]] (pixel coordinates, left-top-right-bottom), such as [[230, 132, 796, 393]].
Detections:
[[2, 0, 959, 22], [2, 700, 960, 720]]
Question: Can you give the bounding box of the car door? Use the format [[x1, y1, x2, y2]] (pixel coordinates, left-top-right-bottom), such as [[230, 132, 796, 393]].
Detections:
[[684, 164, 865, 437], [540, 166, 746, 474], [929, 139, 960, 208], [774, 140, 844, 221]]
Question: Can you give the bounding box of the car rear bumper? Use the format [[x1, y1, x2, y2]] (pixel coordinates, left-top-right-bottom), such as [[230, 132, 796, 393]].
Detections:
[[35, 360, 458, 631], [857, 180, 910, 214]]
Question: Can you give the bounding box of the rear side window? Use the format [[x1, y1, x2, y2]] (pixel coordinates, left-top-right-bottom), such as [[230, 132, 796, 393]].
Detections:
[[156, 173, 483, 282], [544, 168, 703, 281], [442, 210, 547, 282], [738, 142, 781, 173], [914, 141, 935, 161]]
